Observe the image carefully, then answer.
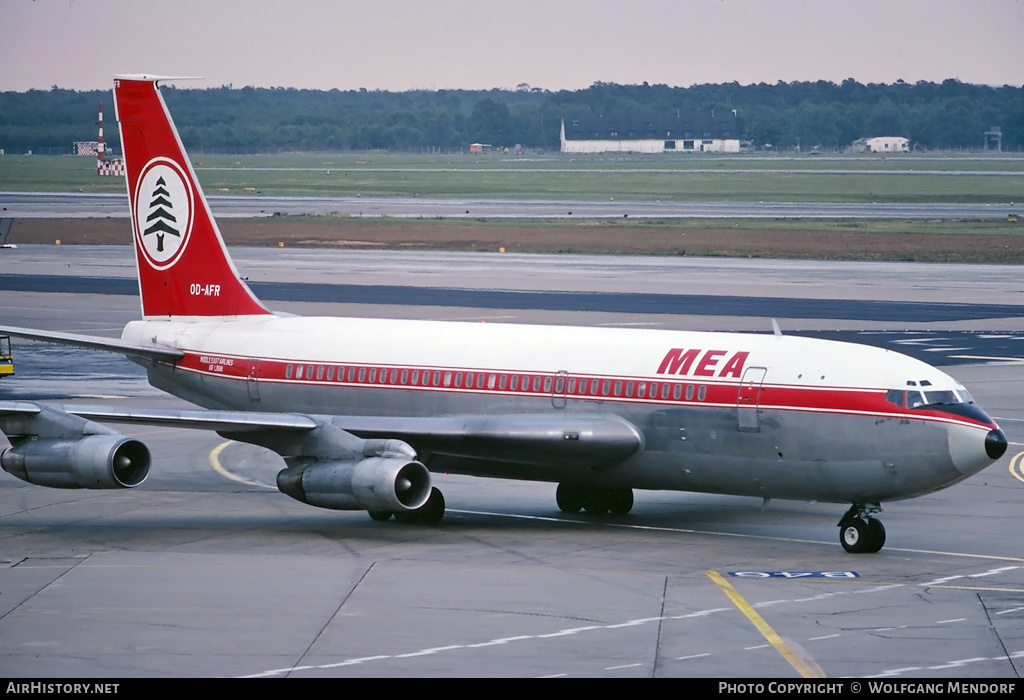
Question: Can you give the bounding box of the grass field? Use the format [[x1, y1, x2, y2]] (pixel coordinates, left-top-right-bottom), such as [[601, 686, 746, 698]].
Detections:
[[6, 151, 1024, 261], [2, 151, 1022, 203]]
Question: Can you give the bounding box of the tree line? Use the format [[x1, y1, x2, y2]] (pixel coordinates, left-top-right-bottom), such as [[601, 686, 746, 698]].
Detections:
[[1, 79, 1021, 154]]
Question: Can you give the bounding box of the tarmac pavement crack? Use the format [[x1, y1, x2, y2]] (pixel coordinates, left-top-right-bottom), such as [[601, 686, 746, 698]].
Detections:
[[0, 553, 90, 624], [978, 592, 1022, 678], [285, 561, 375, 678], [652, 576, 668, 678]]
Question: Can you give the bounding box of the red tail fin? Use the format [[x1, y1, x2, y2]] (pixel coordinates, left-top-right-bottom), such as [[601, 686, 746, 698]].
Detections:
[[114, 76, 271, 319]]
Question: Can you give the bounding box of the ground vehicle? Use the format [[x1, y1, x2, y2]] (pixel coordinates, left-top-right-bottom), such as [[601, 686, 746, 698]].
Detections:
[[0, 337, 13, 378]]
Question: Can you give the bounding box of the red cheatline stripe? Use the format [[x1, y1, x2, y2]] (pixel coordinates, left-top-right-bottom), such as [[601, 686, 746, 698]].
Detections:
[[173, 351, 994, 430]]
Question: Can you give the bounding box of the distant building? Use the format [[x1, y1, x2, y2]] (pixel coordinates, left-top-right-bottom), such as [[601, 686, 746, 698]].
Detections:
[[74, 141, 100, 156], [561, 111, 740, 154], [850, 136, 910, 153], [984, 126, 1002, 152]]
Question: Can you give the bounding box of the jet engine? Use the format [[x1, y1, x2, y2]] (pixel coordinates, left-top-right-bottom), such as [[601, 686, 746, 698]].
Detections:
[[276, 453, 431, 512], [1, 435, 151, 489]]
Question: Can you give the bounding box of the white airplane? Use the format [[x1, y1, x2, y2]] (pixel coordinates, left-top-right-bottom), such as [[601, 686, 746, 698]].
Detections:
[[0, 76, 1007, 553]]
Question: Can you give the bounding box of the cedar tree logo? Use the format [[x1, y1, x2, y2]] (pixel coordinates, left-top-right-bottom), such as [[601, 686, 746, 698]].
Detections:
[[134, 157, 193, 269]]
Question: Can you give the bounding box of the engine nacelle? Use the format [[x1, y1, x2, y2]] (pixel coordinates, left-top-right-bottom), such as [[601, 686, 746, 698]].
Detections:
[[1, 435, 151, 489], [277, 455, 431, 512]]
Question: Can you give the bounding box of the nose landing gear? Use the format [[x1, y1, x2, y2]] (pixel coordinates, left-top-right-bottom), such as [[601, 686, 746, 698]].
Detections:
[[838, 503, 886, 553]]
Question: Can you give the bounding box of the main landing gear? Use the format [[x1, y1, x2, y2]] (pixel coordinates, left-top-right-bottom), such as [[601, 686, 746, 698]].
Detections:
[[838, 503, 886, 554], [368, 487, 446, 525], [556, 483, 634, 515]]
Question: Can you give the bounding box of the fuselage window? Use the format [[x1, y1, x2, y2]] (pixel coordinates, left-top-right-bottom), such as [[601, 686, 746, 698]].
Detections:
[[567, 378, 576, 394], [444, 371, 452, 387], [316, 365, 325, 381], [672, 384, 681, 400], [510, 375, 519, 391], [661, 384, 670, 400], [614, 380, 622, 397], [295, 365, 304, 379], [348, 367, 357, 382], [499, 374, 507, 390], [478, 373, 486, 389], [306, 365, 314, 380], [601, 380, 610, 396], [685, 384, 694, 401], [432, 371, 441, 386], [358, 367, 366, 382], [697, 385, 707, 401], [638, 382, 646, 398], [285, 364, 293, 379], [368, 368, 377, 383], [411, 369, 419, 385], [533, 376, 542, 392], [389, 369, 398, 384], [555, 376, 566, 394], [625, 381, 634, 397], [590, 379, 600, 395], [543, 376, 552, 392], [454, 372, 463, 388], [326, 366, 334, 381], [489, 374, 497, 389], [400, 369, 408, 384]]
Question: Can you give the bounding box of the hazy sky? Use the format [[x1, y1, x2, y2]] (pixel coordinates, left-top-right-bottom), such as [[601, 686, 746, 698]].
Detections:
[[2, 0, 1023, 92]]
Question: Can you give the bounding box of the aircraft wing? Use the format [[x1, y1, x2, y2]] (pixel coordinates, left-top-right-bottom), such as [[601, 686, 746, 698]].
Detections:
[[58, 405, 642, 468], [62, 404, 318, 433], [0, 325, 183, 363], [3, 402, 641, 472], [335, 414, 643, 468]]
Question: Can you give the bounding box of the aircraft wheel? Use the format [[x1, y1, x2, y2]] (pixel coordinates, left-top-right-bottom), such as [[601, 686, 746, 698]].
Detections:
[[368, 510, 393, 522], [607, 488, 634, 515], [418, 487, 446, 525], [393, 487, 445, 525], [556, 483, 584, 513], [582, 487, 609, 515], [865, 518, 886, 553], [840, 517, 878, 553]]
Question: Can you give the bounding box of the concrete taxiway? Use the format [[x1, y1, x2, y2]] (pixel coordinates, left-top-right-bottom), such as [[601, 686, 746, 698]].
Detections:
[[0, 246, 1023, 678]]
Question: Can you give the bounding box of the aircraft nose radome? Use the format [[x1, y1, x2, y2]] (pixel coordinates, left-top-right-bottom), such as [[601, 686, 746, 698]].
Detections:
[[986, 428, 1008, 460], [947, 422, 1006, 478]]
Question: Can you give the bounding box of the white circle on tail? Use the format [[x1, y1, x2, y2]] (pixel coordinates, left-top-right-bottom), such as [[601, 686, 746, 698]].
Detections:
[[133, 157, 194, 269]]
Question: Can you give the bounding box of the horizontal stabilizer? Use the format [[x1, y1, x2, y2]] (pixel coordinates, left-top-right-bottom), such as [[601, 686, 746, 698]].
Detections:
[[0, 325, 183, 362]]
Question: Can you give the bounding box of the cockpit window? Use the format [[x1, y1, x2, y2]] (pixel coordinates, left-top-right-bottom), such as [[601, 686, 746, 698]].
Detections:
[[885, 389, 904, 407], [906, 388, 962, 409], [923, 390, 959, 406], [893, 384, 974, 409], [895, 379, 973, 409]]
